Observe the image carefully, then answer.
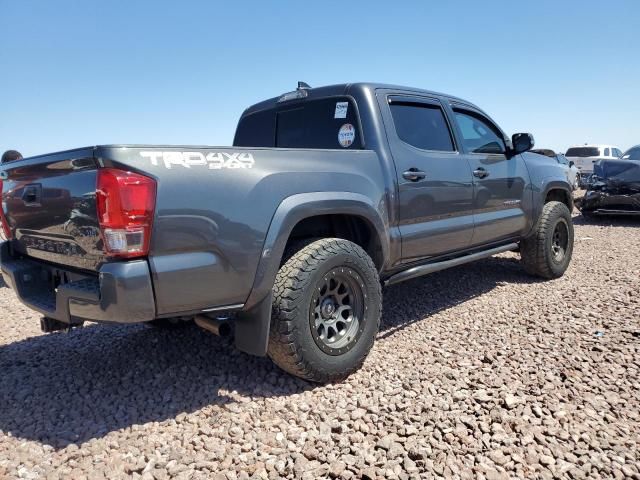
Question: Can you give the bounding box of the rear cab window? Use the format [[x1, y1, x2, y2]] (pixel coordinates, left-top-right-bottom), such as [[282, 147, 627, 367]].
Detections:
[[566, 147, 600, 157], [234, 97, 363, 150]]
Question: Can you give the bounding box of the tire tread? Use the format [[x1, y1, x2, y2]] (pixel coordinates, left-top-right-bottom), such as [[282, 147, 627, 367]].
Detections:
[[520, 201, 573, 279], [268, 238, 381, 383]]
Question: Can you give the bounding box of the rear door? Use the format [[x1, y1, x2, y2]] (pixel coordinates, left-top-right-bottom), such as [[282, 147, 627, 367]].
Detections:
[[379, 93, 475, 262], [449, 105, 530, 246]]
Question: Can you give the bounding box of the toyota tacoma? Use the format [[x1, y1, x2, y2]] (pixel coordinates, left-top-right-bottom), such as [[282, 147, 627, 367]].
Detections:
[[0, 82, 574, 382]]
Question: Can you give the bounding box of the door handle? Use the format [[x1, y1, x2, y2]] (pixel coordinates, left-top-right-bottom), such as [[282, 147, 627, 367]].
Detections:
[[473, 168, 489, 179], [402, 168, 426, 181]]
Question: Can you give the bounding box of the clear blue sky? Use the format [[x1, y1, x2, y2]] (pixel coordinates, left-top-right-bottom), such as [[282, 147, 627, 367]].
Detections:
[[1, 0, 638, 157]]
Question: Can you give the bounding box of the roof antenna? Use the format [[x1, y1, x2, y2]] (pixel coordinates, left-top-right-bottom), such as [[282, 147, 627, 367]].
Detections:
[[297, 81, 311, 90]]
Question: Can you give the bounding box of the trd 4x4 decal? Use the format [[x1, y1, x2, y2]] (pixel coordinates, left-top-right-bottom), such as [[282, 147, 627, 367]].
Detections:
[[140, 151, 255, 170]]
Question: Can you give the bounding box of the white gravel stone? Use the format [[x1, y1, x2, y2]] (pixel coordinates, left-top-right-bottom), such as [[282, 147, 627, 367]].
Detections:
[[0, 208, 638, 479]]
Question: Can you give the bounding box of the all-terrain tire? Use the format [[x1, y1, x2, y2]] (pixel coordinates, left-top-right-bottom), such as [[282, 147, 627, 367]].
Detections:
[[268, 238, 382, 383], [520, 201, 574, 279]]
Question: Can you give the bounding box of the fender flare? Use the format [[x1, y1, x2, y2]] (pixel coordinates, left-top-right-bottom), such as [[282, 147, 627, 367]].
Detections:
[[234, 191, 389, 356], [540, 180, 573, 212], [525, 179, 573, 238]]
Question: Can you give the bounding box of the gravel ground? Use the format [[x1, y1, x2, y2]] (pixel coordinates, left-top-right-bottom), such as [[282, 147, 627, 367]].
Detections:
[[0, 212, 639, 480]]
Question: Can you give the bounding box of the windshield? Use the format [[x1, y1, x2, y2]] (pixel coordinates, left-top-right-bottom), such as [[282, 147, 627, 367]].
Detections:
[[566, 147, 600, 157], [622, 147, 640, 160]]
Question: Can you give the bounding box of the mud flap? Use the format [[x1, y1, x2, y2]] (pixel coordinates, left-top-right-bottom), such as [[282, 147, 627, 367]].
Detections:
[[234, 293, 272, 356]]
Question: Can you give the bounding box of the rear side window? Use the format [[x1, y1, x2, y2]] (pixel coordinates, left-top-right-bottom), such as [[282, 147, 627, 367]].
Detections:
[[566, 147, 600, 157], [276, 98, 362, 149], [604, 148, 610, 156], [389, 103, 455, 151]]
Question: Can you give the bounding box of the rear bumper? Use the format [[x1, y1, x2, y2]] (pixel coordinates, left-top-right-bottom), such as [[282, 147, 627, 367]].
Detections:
[[0, 242, 156, 324]]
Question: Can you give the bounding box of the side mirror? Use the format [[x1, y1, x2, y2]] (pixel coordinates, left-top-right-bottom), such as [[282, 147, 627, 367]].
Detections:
[[511, 133, 535, 156], [569, 160, 575, 168]]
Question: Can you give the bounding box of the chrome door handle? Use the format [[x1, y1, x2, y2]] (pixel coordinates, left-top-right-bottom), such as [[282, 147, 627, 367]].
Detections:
[[473, 168, 489, 179], [402, 169, 426, 181]]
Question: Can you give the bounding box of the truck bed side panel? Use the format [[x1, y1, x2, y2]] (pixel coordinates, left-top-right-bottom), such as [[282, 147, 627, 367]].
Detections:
[[96, 146, 386, 316]]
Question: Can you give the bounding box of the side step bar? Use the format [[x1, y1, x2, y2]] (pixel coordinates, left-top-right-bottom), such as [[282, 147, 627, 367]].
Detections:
[[384, 243, 518, 286]]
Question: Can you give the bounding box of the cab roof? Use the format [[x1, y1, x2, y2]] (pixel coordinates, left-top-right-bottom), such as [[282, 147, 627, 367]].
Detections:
[[242, 82, 480, 117]]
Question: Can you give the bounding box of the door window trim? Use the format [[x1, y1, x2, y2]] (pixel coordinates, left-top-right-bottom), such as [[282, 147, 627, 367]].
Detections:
[[387, 95, 459, 154]]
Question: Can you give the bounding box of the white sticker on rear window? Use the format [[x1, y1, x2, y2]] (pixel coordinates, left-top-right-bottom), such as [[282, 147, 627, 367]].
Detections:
[[338, 124, 355, 148], [334, 102, 349, 119]]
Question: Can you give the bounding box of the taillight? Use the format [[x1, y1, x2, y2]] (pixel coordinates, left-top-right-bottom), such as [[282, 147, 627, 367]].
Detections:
[[96, 168, 156, 258], [0, 179, 11, 240]]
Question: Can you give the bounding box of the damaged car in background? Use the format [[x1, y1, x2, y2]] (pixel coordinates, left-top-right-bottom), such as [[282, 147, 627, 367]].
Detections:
[[581, 155, 640, 216]]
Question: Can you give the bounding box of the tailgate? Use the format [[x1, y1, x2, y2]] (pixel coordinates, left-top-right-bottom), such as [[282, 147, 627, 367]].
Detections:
[[1, 147, 104, 271]]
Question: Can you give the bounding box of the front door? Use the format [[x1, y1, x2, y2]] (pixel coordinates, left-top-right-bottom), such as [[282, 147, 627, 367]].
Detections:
[[449, 105, 530, 246], [379, 94, 475, 262]]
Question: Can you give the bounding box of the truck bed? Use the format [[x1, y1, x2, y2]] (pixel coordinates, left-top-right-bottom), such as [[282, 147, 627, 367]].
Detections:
[[1, 144, 385, 321]]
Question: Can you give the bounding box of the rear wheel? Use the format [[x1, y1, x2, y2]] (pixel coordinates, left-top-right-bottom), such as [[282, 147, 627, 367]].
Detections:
[[520, 201, 574, 279], [268, 238, 382, 383]]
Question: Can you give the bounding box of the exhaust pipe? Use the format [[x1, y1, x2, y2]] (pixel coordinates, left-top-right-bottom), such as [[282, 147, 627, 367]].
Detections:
[[41, 317, 83, 333], [195, 315, 232, 337]]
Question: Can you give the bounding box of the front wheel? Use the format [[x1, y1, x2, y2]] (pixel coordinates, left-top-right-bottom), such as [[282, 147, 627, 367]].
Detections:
[[268, 238, 382, 383], [520, 201, 574, 279]]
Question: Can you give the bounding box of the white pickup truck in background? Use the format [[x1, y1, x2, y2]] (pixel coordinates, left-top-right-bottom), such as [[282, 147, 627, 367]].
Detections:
[[565, 144, 623, 182]]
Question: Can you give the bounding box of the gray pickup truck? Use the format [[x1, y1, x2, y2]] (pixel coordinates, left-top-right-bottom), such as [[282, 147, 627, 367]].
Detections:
[[0, 82, 574, 382]]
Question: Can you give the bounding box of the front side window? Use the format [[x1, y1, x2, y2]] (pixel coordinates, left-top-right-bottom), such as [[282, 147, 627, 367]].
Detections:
[[453, 110, 505, 154], [389, 102, 455, 152]]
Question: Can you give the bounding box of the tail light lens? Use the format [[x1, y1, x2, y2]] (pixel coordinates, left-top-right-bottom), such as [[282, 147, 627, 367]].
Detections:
[[0, 179, 11, 240], [96, 168, 156, 258]]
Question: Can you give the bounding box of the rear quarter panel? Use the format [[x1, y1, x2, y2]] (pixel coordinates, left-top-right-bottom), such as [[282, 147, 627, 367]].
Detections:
[[96, 146, 386, 316]]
